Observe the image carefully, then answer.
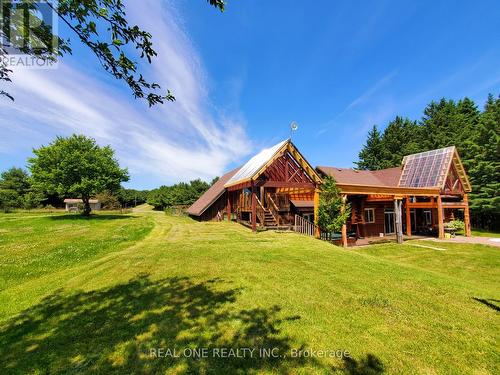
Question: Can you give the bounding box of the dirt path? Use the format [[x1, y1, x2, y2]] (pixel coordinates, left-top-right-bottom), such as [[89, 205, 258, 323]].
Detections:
[[131, 203, 159, 213]]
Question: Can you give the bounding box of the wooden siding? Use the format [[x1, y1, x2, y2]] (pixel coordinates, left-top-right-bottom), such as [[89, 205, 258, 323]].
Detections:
[[198, 192, 228, 221]]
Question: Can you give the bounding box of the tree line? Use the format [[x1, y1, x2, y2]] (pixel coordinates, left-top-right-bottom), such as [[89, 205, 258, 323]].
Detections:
[[0, 135, 214, 214], [356, 94, 499, 229], [146, 179, 216, 210]]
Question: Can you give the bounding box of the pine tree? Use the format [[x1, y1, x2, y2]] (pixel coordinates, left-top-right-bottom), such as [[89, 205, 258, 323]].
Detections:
[[421, 98, 457, 150], [354, 94, 498, 229], [467, 94, 500, 229], [380, 116, 424, 168], [421, 97, 479, 159], [355, 125, 385, 170]]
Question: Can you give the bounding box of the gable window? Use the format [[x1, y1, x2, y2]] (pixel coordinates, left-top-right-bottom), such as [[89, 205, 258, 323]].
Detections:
[[364, 208, 375, 223]]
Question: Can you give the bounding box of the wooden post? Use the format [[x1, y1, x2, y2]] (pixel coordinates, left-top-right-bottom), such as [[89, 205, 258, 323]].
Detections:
[[394, 198, 403, 244], [226, 191, 231, 221], [341, 194, 348, 248], [437, 195, 444, 239], [251, 181, 257, 232], [464, 194, 471, 237], [341, 224, 347, 247], [314, 188, 320, 238], [405, 197, 412, 236]]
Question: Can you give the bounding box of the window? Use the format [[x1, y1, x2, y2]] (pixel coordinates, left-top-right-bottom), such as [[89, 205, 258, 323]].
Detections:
[[423, 210, 432, 225], [384, 210, 395, 234], [364, 208, 375, 223]]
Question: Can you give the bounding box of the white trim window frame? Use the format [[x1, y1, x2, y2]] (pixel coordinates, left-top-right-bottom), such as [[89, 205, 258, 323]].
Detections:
[[364, 208, 375, 224]]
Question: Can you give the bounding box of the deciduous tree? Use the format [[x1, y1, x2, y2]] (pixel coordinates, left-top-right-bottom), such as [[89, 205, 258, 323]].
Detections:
[[28, 134, 129, 215]]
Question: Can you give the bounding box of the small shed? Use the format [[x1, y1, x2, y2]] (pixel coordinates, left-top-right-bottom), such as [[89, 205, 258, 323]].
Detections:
[[64, 199, 101, 212]]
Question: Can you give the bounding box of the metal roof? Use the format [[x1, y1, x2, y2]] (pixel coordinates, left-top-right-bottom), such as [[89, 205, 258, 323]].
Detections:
[[64, 199, 99, 203], [316, 166, 402, 187], [225, 139, 288, 187]]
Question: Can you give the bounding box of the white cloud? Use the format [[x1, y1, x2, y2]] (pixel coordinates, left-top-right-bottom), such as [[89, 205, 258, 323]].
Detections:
[[0, 0, 251, 187]]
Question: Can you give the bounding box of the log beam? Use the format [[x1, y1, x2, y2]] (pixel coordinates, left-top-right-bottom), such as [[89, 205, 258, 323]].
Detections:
[[262, 181, 315, 189], [341, 224, 347, 248], [341, 194, 348, 248], [406, 202, 438, 209], [336, 184, 439, 196], [464, 194, 471, 237], [251, 181, 256, 232], [394, 199, 403, 244], [314, 188, 320, 238], [226, 191, 231, 221], [437, 195, 444, 239], [405, 198, 412, 236]]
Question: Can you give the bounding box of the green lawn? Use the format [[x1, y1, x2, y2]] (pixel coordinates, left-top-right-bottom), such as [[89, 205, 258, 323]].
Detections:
[[0, 211, 498, 374], [471, 228, 500, 238]]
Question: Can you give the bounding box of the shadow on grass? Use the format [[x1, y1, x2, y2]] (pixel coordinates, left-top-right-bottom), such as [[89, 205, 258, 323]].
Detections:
[[48, 214, 136, 221], [0, 274, 383, 374], [339, 353, 385, 374], [473, 297, 500, 312]]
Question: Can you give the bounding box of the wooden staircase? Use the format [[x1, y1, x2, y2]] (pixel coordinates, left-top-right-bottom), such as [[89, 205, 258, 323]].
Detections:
[[263, 208, 278, 227]]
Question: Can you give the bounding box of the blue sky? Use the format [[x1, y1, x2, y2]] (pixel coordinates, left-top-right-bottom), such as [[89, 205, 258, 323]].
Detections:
[[1, 0, 499, 189]]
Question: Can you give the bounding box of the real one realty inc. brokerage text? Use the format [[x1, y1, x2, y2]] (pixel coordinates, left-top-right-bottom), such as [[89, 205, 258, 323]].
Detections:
[[149, 347, 350, 359]]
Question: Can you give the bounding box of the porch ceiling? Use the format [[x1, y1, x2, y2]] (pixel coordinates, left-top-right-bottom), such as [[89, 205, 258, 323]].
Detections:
[[290, 199, 314, 208]]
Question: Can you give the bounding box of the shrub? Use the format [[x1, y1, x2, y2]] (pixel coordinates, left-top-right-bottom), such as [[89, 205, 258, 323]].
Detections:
[[444, 220, 465, 231]]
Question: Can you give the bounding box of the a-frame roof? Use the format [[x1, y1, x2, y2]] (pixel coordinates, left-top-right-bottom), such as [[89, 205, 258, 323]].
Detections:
[[224, 139, 322, 188], [317, 146, 471, 195], [398, 146, 471, 192], [225, 139, 288, 187]]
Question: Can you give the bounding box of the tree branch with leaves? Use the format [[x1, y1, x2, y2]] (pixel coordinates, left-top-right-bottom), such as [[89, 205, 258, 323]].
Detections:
[[1, 0, 225, 104]]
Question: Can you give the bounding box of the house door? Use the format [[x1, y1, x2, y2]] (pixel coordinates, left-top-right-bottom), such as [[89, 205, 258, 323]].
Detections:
[[384, 210, 395, 234], [410, 209, 417, 232]]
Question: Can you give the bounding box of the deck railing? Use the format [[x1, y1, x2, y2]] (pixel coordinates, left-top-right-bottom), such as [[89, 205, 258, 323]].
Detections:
[[275, 194, 290, 211], [293, 214, 316, 237], [239, 193, 252, 211], [319, 231, 336, 241]]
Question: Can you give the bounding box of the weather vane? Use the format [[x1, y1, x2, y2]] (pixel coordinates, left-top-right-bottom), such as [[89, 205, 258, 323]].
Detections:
[[290, 121, 298, 140]]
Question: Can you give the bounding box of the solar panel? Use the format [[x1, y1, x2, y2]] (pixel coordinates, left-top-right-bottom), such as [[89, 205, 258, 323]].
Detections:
[[399, 146, 455, 188]]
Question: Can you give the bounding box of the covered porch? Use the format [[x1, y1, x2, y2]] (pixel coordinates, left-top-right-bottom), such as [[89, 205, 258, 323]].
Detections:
[[343, 190, 472, 247], [223, 139, 322, 231], [226, 183, 319, 230]]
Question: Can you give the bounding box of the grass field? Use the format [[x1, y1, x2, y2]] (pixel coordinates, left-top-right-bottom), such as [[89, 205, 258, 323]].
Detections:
[[471, 228, 500, 238], [0, 210, 498, 374]]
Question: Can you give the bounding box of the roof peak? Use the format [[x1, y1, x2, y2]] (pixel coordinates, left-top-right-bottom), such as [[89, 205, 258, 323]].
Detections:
[[225, 139, 289, 187], [403, 145, 455, 160]]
